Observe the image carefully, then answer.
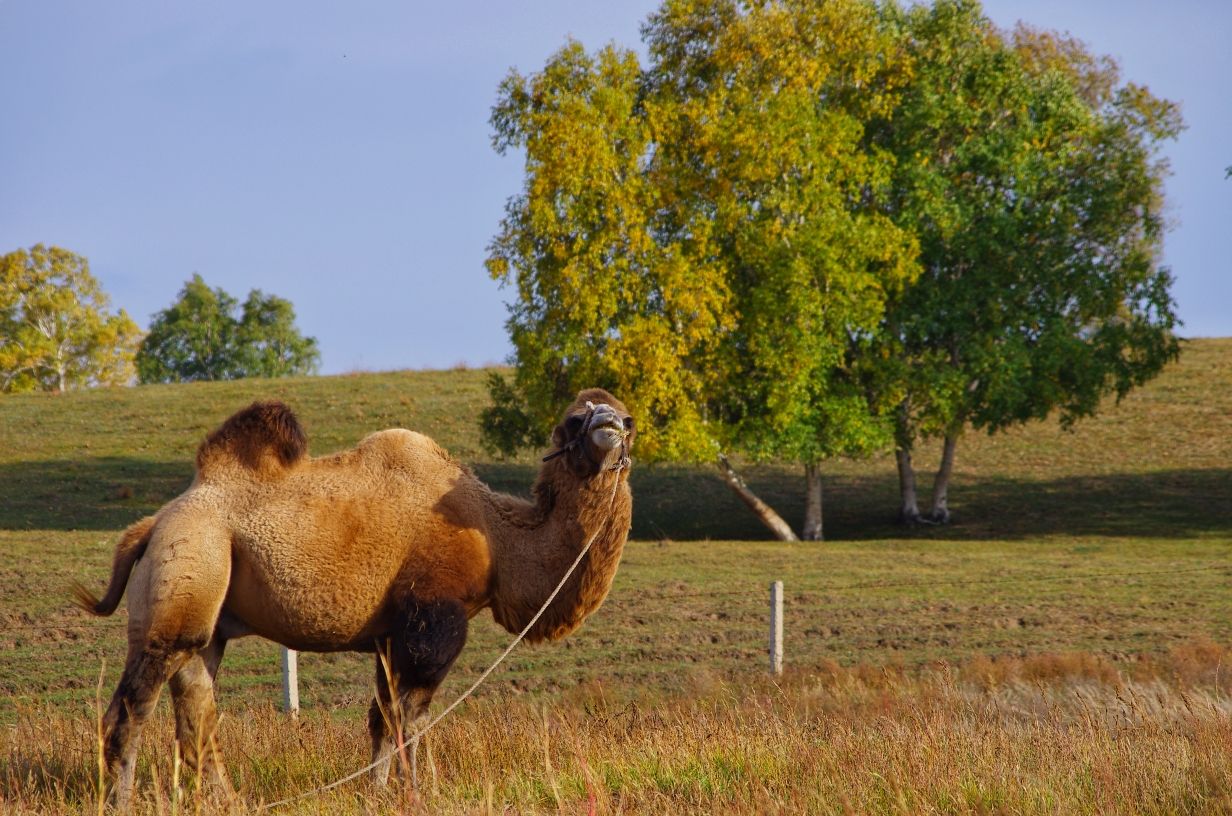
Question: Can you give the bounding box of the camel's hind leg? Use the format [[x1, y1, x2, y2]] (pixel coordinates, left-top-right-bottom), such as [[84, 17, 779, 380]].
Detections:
[[103, 522, 231, 811], [103, 642, 192, 812], [169, 635, 233, 800], [368, 597, 468, 788]]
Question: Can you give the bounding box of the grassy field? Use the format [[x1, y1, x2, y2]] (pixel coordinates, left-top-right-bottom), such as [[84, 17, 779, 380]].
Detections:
[[1, 338, 1230, 813], [7, 650, 1232, 815]]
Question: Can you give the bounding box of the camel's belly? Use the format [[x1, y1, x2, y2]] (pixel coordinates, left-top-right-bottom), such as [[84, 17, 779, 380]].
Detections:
[[224, 555, 397, 651], [223, 498, 413, 649]]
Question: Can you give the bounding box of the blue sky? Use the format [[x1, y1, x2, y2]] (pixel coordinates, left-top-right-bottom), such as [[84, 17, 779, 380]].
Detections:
[[1, 1, 1227, 374]]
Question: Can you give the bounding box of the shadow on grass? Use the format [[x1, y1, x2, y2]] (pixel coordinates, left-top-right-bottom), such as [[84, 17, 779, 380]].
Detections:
[[3, 457, 1228, 541], [476, 463, 1232, 543], [881, 469, 1232, 543], [0, 457, 193, 530]]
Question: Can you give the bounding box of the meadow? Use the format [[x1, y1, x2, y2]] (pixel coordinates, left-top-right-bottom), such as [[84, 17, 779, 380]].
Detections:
[[1, 338, 1229, 813]]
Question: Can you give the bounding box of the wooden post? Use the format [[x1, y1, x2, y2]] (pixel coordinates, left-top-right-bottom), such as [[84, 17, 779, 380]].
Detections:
[[769, 581, 783, 675], [281, 647, 300, 717]]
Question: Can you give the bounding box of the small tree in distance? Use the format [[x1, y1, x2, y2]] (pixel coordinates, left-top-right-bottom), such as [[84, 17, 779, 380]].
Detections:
[[136, 274, 319, 383], [0, 244, 141, 393]]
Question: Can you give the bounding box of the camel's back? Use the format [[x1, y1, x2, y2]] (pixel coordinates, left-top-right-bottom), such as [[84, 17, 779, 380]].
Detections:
[[304, 428, 470, 502], [192, 402, 469, 505], [224, 427, 479, 535], [191, 405, 477, 515]]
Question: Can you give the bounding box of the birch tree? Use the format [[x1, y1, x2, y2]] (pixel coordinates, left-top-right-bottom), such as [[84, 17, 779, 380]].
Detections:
[[0, 245, 140, 393], [485, 0, 917, 540]]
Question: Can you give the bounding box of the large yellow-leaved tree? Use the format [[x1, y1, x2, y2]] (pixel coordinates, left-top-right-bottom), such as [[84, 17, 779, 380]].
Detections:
[[483, 0, 918, 540]]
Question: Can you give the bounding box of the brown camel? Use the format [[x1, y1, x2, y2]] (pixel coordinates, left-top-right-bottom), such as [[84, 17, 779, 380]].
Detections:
[[74, 388, 635, 811]]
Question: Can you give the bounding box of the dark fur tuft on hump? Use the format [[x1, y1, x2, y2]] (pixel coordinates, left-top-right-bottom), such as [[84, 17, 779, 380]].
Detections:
[[196, 401, 308, 473]]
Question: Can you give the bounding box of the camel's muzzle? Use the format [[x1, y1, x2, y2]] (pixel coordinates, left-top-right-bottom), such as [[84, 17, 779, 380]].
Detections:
[[585, 404, 626, 452]]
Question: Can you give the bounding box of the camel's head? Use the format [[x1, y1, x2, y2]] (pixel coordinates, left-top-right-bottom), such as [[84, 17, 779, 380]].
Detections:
[[547, 388, 635, 476]]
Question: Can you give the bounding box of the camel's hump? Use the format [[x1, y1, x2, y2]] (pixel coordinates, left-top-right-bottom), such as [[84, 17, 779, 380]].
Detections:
[[196, 401, 308, 474]]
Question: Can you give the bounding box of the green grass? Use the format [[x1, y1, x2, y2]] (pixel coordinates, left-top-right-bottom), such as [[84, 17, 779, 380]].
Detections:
[[1, 338, 1229, 715], [0, 339, 1230, 812]]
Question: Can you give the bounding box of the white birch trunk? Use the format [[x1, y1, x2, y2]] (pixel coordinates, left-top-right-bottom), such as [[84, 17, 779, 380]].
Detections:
[[927, 433, 958, 524], [896, 447, 921, 524], [716, 454, 799, 542]]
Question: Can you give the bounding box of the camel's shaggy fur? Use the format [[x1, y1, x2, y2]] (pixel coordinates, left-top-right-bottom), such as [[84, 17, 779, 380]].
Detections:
[[74, 389, 635, 811]]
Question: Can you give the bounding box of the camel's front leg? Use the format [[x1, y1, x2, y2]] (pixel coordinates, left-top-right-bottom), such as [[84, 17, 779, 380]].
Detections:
[[368, 654, 397, 787], [368, 596, 469, 789]]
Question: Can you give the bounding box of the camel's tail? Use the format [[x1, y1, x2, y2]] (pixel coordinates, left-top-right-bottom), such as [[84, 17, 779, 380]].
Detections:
[[71, 515, 157, 616]]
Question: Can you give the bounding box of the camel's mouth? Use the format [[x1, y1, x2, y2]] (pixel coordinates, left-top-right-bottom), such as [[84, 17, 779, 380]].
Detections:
[[589, 424, 626, 451], [583, 404, 627, 452]]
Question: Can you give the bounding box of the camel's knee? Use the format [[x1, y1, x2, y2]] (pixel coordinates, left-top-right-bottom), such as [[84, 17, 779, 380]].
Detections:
[[369, 698, 395, 787], [105, 646, 177, 753]]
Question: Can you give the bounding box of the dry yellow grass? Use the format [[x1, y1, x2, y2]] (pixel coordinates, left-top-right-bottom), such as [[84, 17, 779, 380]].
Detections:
[[4, 645, 1231, 814]]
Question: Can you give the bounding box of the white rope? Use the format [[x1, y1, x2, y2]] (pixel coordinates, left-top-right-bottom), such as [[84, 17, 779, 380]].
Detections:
[[258, 470, 626, 811]]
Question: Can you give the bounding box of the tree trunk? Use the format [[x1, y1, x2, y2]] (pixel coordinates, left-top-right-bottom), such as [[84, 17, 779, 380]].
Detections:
[[802, 463, 823, 541], [894, 399, 921, 524], [716, 454, 799, 542], [896, 447, 921, 524], [927, 432, 958, 524]]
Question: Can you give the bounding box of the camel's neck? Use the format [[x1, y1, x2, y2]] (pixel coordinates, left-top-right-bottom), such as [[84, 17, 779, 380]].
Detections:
[[484, 462, 632, 643]]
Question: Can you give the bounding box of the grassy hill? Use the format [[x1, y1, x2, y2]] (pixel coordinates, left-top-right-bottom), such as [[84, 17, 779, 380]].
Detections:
[[1, 339, 1230, 813], [2, 337, 1229, 703], [3, 337, 1230, 540]]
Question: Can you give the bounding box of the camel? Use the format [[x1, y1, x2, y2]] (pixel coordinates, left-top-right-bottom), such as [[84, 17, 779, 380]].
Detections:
[[73, 388, 635, 811]]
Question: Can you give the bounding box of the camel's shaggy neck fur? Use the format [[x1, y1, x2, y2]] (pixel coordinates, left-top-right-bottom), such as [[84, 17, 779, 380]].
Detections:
[[483, 457, 632, 643]]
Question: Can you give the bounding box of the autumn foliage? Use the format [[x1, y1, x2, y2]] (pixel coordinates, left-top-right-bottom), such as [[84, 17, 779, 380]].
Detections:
[[0, 244, 140, 393], [484, 0, 1180, 537]]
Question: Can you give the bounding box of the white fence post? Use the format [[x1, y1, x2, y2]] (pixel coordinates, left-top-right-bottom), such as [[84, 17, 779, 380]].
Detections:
[[281, 647, 300, 717], [769, 581, 783, 675]]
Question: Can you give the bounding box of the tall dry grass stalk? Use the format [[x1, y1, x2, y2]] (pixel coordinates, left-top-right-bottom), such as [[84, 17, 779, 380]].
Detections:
[[3, 644, 1231, 814]]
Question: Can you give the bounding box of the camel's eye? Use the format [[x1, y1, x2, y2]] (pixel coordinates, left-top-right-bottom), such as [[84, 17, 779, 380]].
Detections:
[[565, 415, 585, 436], [623, 416, 635, 431]]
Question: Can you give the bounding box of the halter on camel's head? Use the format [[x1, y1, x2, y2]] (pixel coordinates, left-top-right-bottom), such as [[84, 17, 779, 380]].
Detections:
[[543, 389, 635, 475]]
